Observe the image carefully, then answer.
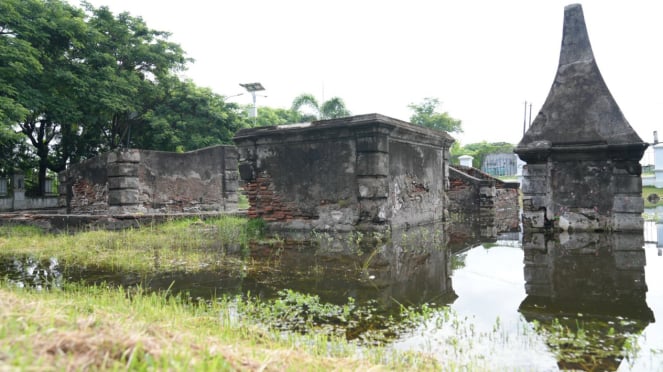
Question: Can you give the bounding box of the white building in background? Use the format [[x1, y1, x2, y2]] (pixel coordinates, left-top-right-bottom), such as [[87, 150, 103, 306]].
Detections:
[[654, 144, 663, 188], [459, 155, 473, 168]]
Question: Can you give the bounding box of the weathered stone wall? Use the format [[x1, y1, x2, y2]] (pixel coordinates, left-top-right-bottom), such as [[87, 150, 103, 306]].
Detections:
[[234, 114, 454, 231], [494, 183, 520, 232], [59, 153, 110, 214], [137, 146, 238, 213], [0, 196, 59, 212], [447, 165, 520, 231], [388, 140, 448, 227], [59, 146, 238, 214], [447, 167, 482, 218], [520, 157, 644, 231]]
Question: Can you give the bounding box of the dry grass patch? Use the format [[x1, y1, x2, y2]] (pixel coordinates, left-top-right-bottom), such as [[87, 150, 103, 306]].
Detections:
[[0, 285, 387, 371]]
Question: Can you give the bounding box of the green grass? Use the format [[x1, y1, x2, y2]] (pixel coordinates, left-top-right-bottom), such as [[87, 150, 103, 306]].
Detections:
[[0, 216, 261, 274], [0, 281, 446, 371]]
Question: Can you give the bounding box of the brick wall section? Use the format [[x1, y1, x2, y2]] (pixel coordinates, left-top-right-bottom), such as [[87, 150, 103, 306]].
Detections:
[[448, 165, 520, 230], [59, 152, 110, 214], [70, 179, 108, 213], [244, 171, 304, 222], [495, 184, 520, 232], [447, 169, 480, 217]]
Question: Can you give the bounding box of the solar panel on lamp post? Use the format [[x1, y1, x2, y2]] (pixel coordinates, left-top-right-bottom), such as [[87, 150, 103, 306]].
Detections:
[[240, 82, 266, 125]]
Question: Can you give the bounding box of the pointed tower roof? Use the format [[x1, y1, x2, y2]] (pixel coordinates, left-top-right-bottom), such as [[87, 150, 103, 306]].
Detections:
[[516, 4, 646, 161]]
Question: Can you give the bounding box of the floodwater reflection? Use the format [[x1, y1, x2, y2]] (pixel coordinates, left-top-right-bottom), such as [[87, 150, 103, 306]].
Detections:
[[3, 220, 663, 369], [519, 232, 654, 371]]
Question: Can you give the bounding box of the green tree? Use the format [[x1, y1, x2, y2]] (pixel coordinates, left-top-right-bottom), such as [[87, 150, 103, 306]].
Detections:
[[452, 141, 515, 168], [291, 93, 351, 120], [0, 0, 89, 193], [408, 97, 462, 133], [0, 0, 190, 193], [250, 106, 301, 127], [132, 78, 243, 152], [80, 3, 189, 151]]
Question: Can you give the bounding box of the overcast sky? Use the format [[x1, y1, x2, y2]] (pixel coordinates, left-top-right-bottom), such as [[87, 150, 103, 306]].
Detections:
[[74, 0, 663, 147]]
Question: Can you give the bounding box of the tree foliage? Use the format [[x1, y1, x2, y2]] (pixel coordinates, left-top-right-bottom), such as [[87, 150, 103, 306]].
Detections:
[[408, 97, 462, 133], [132, 78, 243, 152], [291, 93, 350, 120], [1, 0, 240, 193], [250, 106, 301, 127], [451, 141, 515, 169]]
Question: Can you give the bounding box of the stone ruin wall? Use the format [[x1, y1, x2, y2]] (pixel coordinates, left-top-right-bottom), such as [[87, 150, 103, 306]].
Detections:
[[59, 146, 238, 214], [58, 153, 110, 214], [235, 114, 454, 231], [448, 165, 520, 232]]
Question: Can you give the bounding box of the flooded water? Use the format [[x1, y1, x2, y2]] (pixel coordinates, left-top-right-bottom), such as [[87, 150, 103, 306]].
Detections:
[[2, 220, 663, 371]]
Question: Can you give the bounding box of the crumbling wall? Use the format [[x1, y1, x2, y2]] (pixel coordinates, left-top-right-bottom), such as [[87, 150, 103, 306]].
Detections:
[[59, 153, 110, 214], [447, 165, 520, 231], [235, 114, 454, 231], [138, 146, 238, 213], [239, 129, 360, 228], [59, 146, 238, 214]]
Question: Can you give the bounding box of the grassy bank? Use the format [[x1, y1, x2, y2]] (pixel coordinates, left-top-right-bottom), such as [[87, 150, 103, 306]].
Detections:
[[0, 216, 264, 274], [0, 282, 414, 371]]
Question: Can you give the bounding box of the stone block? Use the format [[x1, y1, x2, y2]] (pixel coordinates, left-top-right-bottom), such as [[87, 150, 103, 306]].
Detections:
[[357, 176, 388, 198], [108, 189, 140, 205], [612, 174, 642, 194], [108, 163, 139, 177], [522, 210, 546, 228], [479, 186, 496, 197], [356, 152, 389, 176], [224, 180, 239, 192], [359, 198, 388, 222], [521, 177, 548, 194], [108, 176, 139, 190], [523, 164, 548, 177], [613, 195, 644, 213], [107, 150, 140, 163], [611, 213, 644, 232], [558, 211, 602, 231], [356, 135, 388, 153], [224, 170, 239, 181], [225, 156, 238, 169], [521, 195, 547, 212]]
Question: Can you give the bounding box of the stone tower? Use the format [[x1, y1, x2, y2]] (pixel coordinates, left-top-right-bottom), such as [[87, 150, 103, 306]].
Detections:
[[515, 4, 648, 232]]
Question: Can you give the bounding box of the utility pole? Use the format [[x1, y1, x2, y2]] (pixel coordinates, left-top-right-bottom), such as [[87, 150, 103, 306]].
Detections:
[[529, 102, 533, 126], [523, 101, 528, 136]]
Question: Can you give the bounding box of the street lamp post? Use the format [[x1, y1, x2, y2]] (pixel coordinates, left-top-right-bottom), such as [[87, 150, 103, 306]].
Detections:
[[240, 82, 266, 126], [222, 92, 245, 101]]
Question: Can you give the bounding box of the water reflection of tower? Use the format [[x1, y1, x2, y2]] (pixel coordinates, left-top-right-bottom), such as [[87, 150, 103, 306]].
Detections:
[[519, 232, 654, 371], [656, 216, 663, 256]]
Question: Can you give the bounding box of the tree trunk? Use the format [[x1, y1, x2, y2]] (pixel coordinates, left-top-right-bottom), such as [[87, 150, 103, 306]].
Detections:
[[36, 143, 49, 196]]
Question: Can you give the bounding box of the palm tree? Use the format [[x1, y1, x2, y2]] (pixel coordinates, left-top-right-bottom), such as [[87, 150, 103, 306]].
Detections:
[[291, 93, 351, 121]]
